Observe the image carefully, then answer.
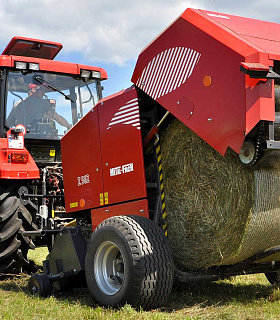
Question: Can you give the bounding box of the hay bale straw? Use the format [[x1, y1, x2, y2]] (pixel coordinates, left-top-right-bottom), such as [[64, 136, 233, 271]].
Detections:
[[161, 119, 280, 270]]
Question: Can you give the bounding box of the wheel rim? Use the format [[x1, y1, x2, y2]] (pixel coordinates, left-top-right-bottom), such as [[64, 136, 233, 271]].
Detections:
[[239, 140, 255, 164], [94, 241, 125, 295], [28, 276, 41, 296]]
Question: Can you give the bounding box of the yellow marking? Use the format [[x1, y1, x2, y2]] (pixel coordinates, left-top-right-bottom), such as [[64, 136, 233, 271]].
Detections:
[[65, 219, 77, 227], [164, 231, 168, 236], [104, 192, 109, 204], [100, 193, 104, 199], [156, 145, 160, 154], [162, 202, 165, 210], [158, 154, 161, 162], [163, 223, 167, 229], [160, 173, 163, 180], [161, 192, 165, 200], [70, 202, 78, 208], [162, 211, 166, 219], [50, 150, 55, 157], [160, 183, 164, 191], [100, 199, 104, 206], [51, 209, 55, 218], [159, 164, 162, 171]]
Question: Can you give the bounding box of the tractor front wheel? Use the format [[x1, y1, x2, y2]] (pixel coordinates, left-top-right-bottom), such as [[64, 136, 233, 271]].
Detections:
[[85, 215, 174, 310], [0, 182, 37, 274]]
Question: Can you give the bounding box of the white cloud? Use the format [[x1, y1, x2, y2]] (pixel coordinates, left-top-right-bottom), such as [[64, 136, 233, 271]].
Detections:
[[0, 0, 200, 65], [0, 0, 279, 66]]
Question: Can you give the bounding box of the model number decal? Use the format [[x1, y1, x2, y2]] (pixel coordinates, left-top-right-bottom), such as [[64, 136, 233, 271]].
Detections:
[[77, 174, 90, 186], [110, 163, 134, 176]]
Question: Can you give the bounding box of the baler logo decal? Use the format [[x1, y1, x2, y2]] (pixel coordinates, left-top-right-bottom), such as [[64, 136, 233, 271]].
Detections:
[[107, 98, 140, 130], [110, 163, 134, 176], [136, 47, 201, 100]]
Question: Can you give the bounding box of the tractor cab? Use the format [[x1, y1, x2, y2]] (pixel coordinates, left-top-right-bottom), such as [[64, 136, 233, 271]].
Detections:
[[5, 71, 100, 139], [1, 37, 107, 163]]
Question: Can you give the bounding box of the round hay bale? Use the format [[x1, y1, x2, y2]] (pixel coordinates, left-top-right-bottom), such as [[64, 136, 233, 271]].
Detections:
[[161, 119, 280, 270]]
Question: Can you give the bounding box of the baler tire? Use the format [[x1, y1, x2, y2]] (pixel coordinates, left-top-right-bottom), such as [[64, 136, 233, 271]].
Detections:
[[28, 274, 52, 297], [265, 271, 280, 287], [0, 183, 37, 274], [85, 215, 174, 310]]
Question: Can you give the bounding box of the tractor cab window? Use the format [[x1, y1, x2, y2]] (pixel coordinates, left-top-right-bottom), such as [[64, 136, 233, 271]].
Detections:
[[5, 70, 100, 139]]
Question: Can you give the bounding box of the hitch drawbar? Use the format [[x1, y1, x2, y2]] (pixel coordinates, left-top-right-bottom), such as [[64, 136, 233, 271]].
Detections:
[[28, 227, 87, 296], [22, 229, 61, 237]]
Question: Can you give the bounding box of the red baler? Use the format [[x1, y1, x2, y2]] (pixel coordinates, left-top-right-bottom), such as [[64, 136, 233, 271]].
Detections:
[[29, 9, 280, 309]]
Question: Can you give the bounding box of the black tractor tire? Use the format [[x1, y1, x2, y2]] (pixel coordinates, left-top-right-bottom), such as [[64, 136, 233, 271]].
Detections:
[[85, 215, 174, 310], [265, 271, 280, 287], [28, 274, 52, 297], [0, 182, 37, 274]]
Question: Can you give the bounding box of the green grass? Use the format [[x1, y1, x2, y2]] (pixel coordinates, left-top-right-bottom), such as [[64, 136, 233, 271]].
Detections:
[[0, 248, 280, 319]]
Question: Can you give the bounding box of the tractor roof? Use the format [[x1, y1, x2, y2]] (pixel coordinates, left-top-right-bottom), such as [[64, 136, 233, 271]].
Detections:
[[0, 36, 107, 80]]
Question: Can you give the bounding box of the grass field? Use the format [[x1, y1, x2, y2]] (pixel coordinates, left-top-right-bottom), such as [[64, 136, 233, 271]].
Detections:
[[0, 248, 280, 319]]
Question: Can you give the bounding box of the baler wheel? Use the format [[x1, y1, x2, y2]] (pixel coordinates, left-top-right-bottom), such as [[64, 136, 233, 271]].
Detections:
[[239, 140, 258, 165], [85, 215, 174, 310], [28, 274, 52, 297], [239, 121, 264, 166], [265, 271, 280, 287], [0, 182, 37, 274]]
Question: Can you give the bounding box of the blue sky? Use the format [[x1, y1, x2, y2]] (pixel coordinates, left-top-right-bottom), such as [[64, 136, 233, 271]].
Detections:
[[51, 51, 137, 98], [1, 0, 280, 98]]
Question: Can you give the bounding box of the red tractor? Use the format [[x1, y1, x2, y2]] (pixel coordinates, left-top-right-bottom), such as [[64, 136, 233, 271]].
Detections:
[[0, 36, 106, 273], [4, 8, 280, 310]]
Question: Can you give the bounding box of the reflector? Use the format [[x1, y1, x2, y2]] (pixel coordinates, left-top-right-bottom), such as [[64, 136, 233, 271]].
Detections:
[[11, 152, 28, 164]]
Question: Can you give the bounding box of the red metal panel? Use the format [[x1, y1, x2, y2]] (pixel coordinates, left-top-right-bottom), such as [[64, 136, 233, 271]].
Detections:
[[132, 8, 278, 155], [7, 56, 108, 80], [98, 86, 147, 205], [61, 87, 147, 213], [2, 37, 63, 60], [0, 56, 107, 81], [91, 199, 149, 230], [0, 138, 39, 179], [132, 13, 247, 155], [201, 10, 280, 44], [245, 77, 274, 134], [242, 36, 280, 58], [180, 9, 262, 61], [61, 107, 103, 213], [0, 56, 12, 68]]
